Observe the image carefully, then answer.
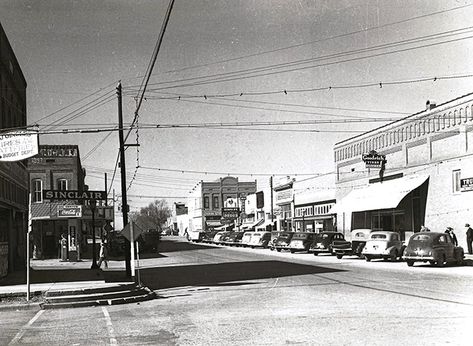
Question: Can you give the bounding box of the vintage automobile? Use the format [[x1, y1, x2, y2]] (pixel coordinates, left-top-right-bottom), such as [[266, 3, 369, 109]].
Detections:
[[287, 232, 317, 253], [212, 231, 230, 245], [310, 232, 345, 255], [247, 231, 271, 248], [273, 232, 295, 252], [361, 231, 405, 262], [332, 229, 373, 259], [403, 232, 464, 267], [268, 231, 282, 250], [240, 231, 255, 247], [224, 232, 245, 246]]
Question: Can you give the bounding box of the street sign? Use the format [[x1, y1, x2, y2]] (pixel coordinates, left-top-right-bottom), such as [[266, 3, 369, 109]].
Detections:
[[0, 130, 38, 161], [121, 222, 144, 241]]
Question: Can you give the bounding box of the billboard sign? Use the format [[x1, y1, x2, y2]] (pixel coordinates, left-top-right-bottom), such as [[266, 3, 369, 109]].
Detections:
[[0, 130, 38, 161], [461, 177, 473, 192]]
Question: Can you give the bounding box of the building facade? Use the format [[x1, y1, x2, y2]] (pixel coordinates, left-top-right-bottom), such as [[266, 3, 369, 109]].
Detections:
[[333, 94, 473, 247], [0, 22, 29, 277], [293, 174, 336, 233], [187, 176, 257, 234], [273, 177, 294, 232], [27, 145, 112, 260]]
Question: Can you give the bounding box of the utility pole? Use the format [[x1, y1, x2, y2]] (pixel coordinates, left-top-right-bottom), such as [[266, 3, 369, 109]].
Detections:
[[117, 81, 131, 277], [270, 176, 274, 232]]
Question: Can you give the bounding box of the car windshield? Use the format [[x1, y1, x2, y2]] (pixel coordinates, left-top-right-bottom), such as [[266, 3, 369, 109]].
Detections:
[[293, 234, 308, 239], [279, 233, 291, 239], [321, 234, 329, 239], [371, 234, 387, 239], [253, 233, 261, 237]]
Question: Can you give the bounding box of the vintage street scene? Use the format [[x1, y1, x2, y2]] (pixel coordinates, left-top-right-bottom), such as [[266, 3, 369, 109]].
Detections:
[[1, 1, 473, 345]]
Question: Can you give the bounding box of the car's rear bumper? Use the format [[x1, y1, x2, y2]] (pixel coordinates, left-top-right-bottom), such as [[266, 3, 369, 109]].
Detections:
[[403, 255, 434, 261]]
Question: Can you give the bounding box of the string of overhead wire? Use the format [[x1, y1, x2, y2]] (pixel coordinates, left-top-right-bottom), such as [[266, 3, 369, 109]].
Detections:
[[130, 73, 473, 102], [164, 3, 473, 74], [82, 129, 116, 161], [126, 26, 473, 92]]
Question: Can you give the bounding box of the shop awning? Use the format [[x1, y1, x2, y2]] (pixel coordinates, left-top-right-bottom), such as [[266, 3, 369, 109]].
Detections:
[[331, 175, 429, 214], [241, 219, 264, 230], [256, 219, 276, 230], [206, 220, 222, 227]]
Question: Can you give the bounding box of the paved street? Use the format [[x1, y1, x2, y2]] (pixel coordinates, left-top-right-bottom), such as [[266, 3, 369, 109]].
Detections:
[[2, 236, 473, 345]]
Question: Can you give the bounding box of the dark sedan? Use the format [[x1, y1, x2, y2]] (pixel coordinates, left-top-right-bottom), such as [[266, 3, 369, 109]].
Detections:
[[309, 232, 345, 255], [288, 232, 316, 253], [403, 232, 464, 267], [273, 232, 295, 252]]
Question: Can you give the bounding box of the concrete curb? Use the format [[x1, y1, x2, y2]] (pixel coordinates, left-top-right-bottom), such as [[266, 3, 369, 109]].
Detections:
[[0, 302, 42, 312]]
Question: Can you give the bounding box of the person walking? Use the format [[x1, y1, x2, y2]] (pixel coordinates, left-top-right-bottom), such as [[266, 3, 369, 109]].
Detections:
[[97, 242, 108, 269], [465, 223, 473, 254], [445, 227, 458, 246]]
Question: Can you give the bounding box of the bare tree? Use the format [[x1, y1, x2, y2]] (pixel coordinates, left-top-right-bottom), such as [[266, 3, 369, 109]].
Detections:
[[134, 199, 171, 232]]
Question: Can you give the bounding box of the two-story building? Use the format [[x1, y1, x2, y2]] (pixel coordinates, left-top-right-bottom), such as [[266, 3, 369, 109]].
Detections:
[[333, 94, 473, 246]]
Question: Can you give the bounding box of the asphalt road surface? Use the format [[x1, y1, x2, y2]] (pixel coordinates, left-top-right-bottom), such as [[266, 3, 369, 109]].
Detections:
[[2, 236, 473, 345]]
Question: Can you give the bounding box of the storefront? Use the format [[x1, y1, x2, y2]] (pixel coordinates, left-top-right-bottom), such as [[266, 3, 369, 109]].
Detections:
[[293, 201, 336, 233], [273, 178, 294, 232]]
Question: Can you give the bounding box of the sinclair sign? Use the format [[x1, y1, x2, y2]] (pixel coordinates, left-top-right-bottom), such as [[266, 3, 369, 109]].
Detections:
[[43, 190, 107, 201]]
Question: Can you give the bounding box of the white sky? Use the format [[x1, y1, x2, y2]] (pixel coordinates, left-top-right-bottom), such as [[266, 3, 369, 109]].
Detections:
[[2, 0, 473, 213]]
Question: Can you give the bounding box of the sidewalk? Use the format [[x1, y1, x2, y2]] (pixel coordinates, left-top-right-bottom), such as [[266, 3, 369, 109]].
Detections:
[[0, 258, 131, 297]]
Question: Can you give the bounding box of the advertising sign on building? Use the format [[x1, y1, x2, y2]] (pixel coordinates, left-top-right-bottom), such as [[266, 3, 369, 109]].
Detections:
[[43, 190, 107, 201], [222, 207, 240, 220], [461, 178, 473, 192], [0, 130, 39, 162], [58, 205, 82, 218], [362, 150, 386, 168], [256, 191, 264, 209]]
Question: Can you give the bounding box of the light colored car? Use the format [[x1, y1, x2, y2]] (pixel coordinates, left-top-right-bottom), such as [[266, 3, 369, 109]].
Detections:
[[362, 231, 405, 262], [212, 231, 229, 244], [332, 229, 373, 259], [240, 231, 254, 247], [247, 232, 271, 248]]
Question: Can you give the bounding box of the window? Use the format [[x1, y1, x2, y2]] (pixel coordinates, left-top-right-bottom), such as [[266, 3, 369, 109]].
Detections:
[[453, 169, 461, 194], [57, 178, 68, 190], [203, 195, 210, 209], [212, 195, 219, 209], [33, 179, 43, 203]]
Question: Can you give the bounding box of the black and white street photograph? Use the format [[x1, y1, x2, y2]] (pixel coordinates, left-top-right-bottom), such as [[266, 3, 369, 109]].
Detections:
[[1, 1, 473, 345]]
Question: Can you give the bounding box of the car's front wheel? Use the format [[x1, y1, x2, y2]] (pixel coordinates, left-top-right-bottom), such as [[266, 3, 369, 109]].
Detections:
[[313, 252, 318, 256], [390, 250, 398, 262], [336, 254, 343, 259], [365, 255, 371, 262], [407, 260, 414, 267]]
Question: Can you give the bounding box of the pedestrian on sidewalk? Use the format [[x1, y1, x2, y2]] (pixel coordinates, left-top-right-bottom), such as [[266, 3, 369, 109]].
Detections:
[[445, 227, 458, 246], [465, 223, 473, 254], [97, 242, 108, 269]]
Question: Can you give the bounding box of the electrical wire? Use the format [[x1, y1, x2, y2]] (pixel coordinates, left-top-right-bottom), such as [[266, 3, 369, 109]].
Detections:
[[164, 3, 473, 74]]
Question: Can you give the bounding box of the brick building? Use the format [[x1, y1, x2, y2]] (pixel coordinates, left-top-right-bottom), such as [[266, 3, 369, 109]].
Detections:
[[0, 22, 28, 277]]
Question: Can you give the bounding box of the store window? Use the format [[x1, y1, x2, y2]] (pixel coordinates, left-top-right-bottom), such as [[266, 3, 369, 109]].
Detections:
[[33, 179, 43, 203], [203, 195, 210, 209], [452, 170, 461, 194], [212, 195, 219, 209]]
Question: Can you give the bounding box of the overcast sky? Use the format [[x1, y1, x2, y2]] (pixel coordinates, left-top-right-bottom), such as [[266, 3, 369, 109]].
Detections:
[[2, 0, 473, 213]]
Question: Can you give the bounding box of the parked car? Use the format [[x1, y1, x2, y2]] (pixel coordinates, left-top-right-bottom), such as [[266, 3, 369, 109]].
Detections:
[[310, 232, 345, 255], [212, 231, 229, 245], [273, 232, 295, 252], [268, 231, 282, 250], [403, 232, 464, 267], [287, 232, 316, 253], [361, 231, 405, 262], [225, 232, 245, 246], [240, 231, 254, 247], [219, 231, 234, 245], [247, 231, 271, 248], [332, 229, 373, 259]]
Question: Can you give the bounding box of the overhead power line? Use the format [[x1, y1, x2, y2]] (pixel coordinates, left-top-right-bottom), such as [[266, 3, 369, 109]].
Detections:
[[130, 26, 473, 91], [164, 3, 473, 74]]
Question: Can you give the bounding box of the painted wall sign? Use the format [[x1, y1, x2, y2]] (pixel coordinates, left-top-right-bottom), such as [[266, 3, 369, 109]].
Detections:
[[0, 130, 38, 161], [58, 205, 82, 218]]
